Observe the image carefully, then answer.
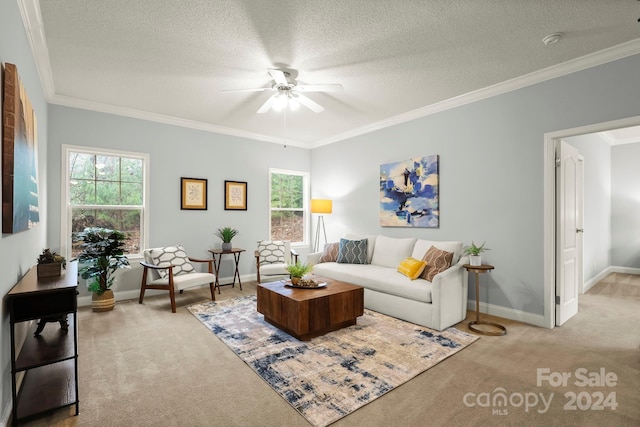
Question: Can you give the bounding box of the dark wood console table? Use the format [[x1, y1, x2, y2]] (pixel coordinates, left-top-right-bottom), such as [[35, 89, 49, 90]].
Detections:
[[7, 261, 79, 425]]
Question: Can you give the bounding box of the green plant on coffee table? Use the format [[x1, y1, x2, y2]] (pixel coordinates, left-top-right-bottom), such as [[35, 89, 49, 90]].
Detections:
[[463, 241, 490, 256], [37, 248, 66, 269], [286, 262, 312, 278], [74, 227, 130, 295], [215, 227, 239, 243]]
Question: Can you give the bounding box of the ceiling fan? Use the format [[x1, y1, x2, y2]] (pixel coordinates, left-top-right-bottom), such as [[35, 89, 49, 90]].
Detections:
[[223, 69, 343, 114]]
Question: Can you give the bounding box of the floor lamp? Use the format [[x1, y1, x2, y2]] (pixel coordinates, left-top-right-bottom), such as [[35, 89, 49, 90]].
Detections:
[[311, 199, 332, 252]]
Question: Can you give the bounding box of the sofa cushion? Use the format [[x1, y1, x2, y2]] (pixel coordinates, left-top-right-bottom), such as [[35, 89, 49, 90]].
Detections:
[[412, 239, 463, 264], [149, 245, 195, 279], [312, 262, 432, 303], [343, 234, 377, 263], [337, 238, 369, 264], [397, 257, 428, 280], [257, 240, 285, 265], [319, 242, 339, 263], [370, 235, 417, 268], [421, 245, 454, 281]]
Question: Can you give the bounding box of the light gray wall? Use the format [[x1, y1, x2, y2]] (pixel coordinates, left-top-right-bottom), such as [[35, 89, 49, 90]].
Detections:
[[47, 105, 311, 298], [0, 0, 50, 421], [311, 53, 640, 318], [564, 133, 612, 282], [611, 142, 640, 267]]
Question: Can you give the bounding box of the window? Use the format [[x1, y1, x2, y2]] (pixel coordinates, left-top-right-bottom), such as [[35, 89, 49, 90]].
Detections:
[[269, 169, 309, 245], [61, 145, 149, 259]]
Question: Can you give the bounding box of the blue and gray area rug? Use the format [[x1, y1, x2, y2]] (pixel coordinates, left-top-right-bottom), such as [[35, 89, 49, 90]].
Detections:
[[188, 295, 478, 427]]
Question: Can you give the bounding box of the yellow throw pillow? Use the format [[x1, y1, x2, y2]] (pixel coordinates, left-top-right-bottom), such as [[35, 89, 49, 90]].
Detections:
[[397, 257, 428, 280]]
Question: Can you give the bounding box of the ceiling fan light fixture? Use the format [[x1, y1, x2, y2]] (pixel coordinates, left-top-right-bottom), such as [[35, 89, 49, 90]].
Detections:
[[273, 93, 288, 111], [289, 96, 300, 111]]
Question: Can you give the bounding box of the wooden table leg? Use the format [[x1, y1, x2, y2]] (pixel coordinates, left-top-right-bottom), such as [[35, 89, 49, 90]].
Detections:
[[212, 253, 222, 294], [233, 252, 242, 290]]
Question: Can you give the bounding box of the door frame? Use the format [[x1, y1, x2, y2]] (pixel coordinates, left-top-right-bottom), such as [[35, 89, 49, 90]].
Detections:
[[542, 115, 640, 328]]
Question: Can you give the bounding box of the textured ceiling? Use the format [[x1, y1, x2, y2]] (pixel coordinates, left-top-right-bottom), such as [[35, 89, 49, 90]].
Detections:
[[22, 1, 640, 147]]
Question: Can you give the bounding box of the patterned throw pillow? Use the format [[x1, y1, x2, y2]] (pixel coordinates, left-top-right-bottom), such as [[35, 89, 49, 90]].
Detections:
[[421, 245, 454, 282], [319, 242, 339, 263], [337, 238, 369, 264], [397, 257, 428, 280], [257, 240, 285, 265], [149, 245, 195, 279]]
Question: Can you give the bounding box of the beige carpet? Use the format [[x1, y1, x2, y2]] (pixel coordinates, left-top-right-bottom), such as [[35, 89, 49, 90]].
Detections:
[[19, 273, 640, 426]]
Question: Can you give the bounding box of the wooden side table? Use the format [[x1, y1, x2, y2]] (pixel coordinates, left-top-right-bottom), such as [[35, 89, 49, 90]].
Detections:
[[464, 264, 507, 336], [209, 248, 245, 292]]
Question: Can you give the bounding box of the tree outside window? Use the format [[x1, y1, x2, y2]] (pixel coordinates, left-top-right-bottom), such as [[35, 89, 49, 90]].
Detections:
[[64, 148, 147, 258], [270, 169, 309, 245]]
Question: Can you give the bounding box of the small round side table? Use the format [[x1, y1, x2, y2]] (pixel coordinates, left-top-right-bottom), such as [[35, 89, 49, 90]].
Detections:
[[464, 264, 507, 336]]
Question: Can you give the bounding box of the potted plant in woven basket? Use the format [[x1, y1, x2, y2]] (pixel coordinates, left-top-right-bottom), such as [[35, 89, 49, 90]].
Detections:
[[36, 248, 67, 278], [74, 227, 130, 312]]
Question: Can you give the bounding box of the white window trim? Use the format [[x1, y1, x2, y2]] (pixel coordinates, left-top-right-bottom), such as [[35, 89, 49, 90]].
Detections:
[[268, 168, 310, 247], [60, 144, 150, 260]]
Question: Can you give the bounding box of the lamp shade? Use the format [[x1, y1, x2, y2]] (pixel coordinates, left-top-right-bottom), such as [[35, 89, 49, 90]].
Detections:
[[310, 199, 332, 214]]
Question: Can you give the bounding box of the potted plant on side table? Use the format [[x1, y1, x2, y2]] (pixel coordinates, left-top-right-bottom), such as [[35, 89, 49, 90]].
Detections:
[[74, 227, 130, 312], [215, 227, 239, 251], [286, 262, 313, 286], [463, 241, 490, 266], [36, 248, 67, 278]]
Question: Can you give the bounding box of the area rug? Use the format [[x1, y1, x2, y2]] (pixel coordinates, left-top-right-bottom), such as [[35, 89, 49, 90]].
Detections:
[[188, 295, 478, 427]]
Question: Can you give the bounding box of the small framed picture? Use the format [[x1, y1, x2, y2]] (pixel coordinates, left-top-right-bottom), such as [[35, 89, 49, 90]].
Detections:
[[181, 177, 208, 210], [224, 180, 247, 210]]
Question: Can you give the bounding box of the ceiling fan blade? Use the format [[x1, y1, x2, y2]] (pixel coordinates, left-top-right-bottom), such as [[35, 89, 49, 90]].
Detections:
[[296, 84, 343, 92], [222, 87, 271, 93], [268, 69, 288, 86], [257, 94, 278, 114], [295, 93, 324, 113]]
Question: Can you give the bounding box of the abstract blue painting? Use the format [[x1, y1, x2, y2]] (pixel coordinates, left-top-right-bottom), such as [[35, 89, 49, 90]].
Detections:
[[380, 155, 439, 227], [2, 63, 40, 234]]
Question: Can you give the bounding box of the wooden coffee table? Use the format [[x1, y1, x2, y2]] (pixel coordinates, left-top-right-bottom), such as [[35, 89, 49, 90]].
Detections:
[[256, 279, 364, 341]]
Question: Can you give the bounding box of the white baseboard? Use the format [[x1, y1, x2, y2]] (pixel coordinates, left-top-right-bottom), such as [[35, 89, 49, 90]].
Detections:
[[609, 265, 640, 275], [77, 273, 257, 307], [583, 266, 640, 293], [465, 265, 640, 329], [466, 299, 547, 328]]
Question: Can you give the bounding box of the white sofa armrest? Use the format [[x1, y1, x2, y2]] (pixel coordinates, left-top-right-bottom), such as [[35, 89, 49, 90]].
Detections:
[[429, 256, 469, 330], [306, 251, 323, 266]]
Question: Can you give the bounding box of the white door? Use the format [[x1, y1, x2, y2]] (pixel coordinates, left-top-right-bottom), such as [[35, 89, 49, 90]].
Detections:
[[555, 140, 583, 326]]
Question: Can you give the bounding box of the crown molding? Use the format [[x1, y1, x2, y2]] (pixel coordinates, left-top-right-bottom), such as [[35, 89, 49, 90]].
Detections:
[[311, 38, 640, 148], [18, 0, 55, 98], [19, 0, 640, 150], [49, 94, 311, 148], [598, 132, 617, 146]]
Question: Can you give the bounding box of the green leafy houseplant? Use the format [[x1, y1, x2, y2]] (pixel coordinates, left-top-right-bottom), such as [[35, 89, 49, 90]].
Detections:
[[286, 262, 313, 278], [37, 248, 67, 269], [463, 241, 490, 256], [215, 227, 239, 243], [74, 227, 130, 295]]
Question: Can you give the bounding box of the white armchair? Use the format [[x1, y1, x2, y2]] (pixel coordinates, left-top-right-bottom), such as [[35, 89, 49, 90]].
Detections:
[[254, 240, 299, 284], [139, 245, 216, 312]]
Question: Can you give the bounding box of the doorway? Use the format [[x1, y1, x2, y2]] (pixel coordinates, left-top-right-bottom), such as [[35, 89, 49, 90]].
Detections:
[[543, 116, 640, 328]]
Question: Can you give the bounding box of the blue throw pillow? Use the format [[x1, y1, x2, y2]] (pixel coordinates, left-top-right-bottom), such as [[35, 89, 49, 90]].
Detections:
[[337, 238, 369, 264]]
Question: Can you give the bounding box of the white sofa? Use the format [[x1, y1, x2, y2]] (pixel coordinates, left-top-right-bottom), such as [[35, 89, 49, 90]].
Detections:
[[307, 235, 468, 331]]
